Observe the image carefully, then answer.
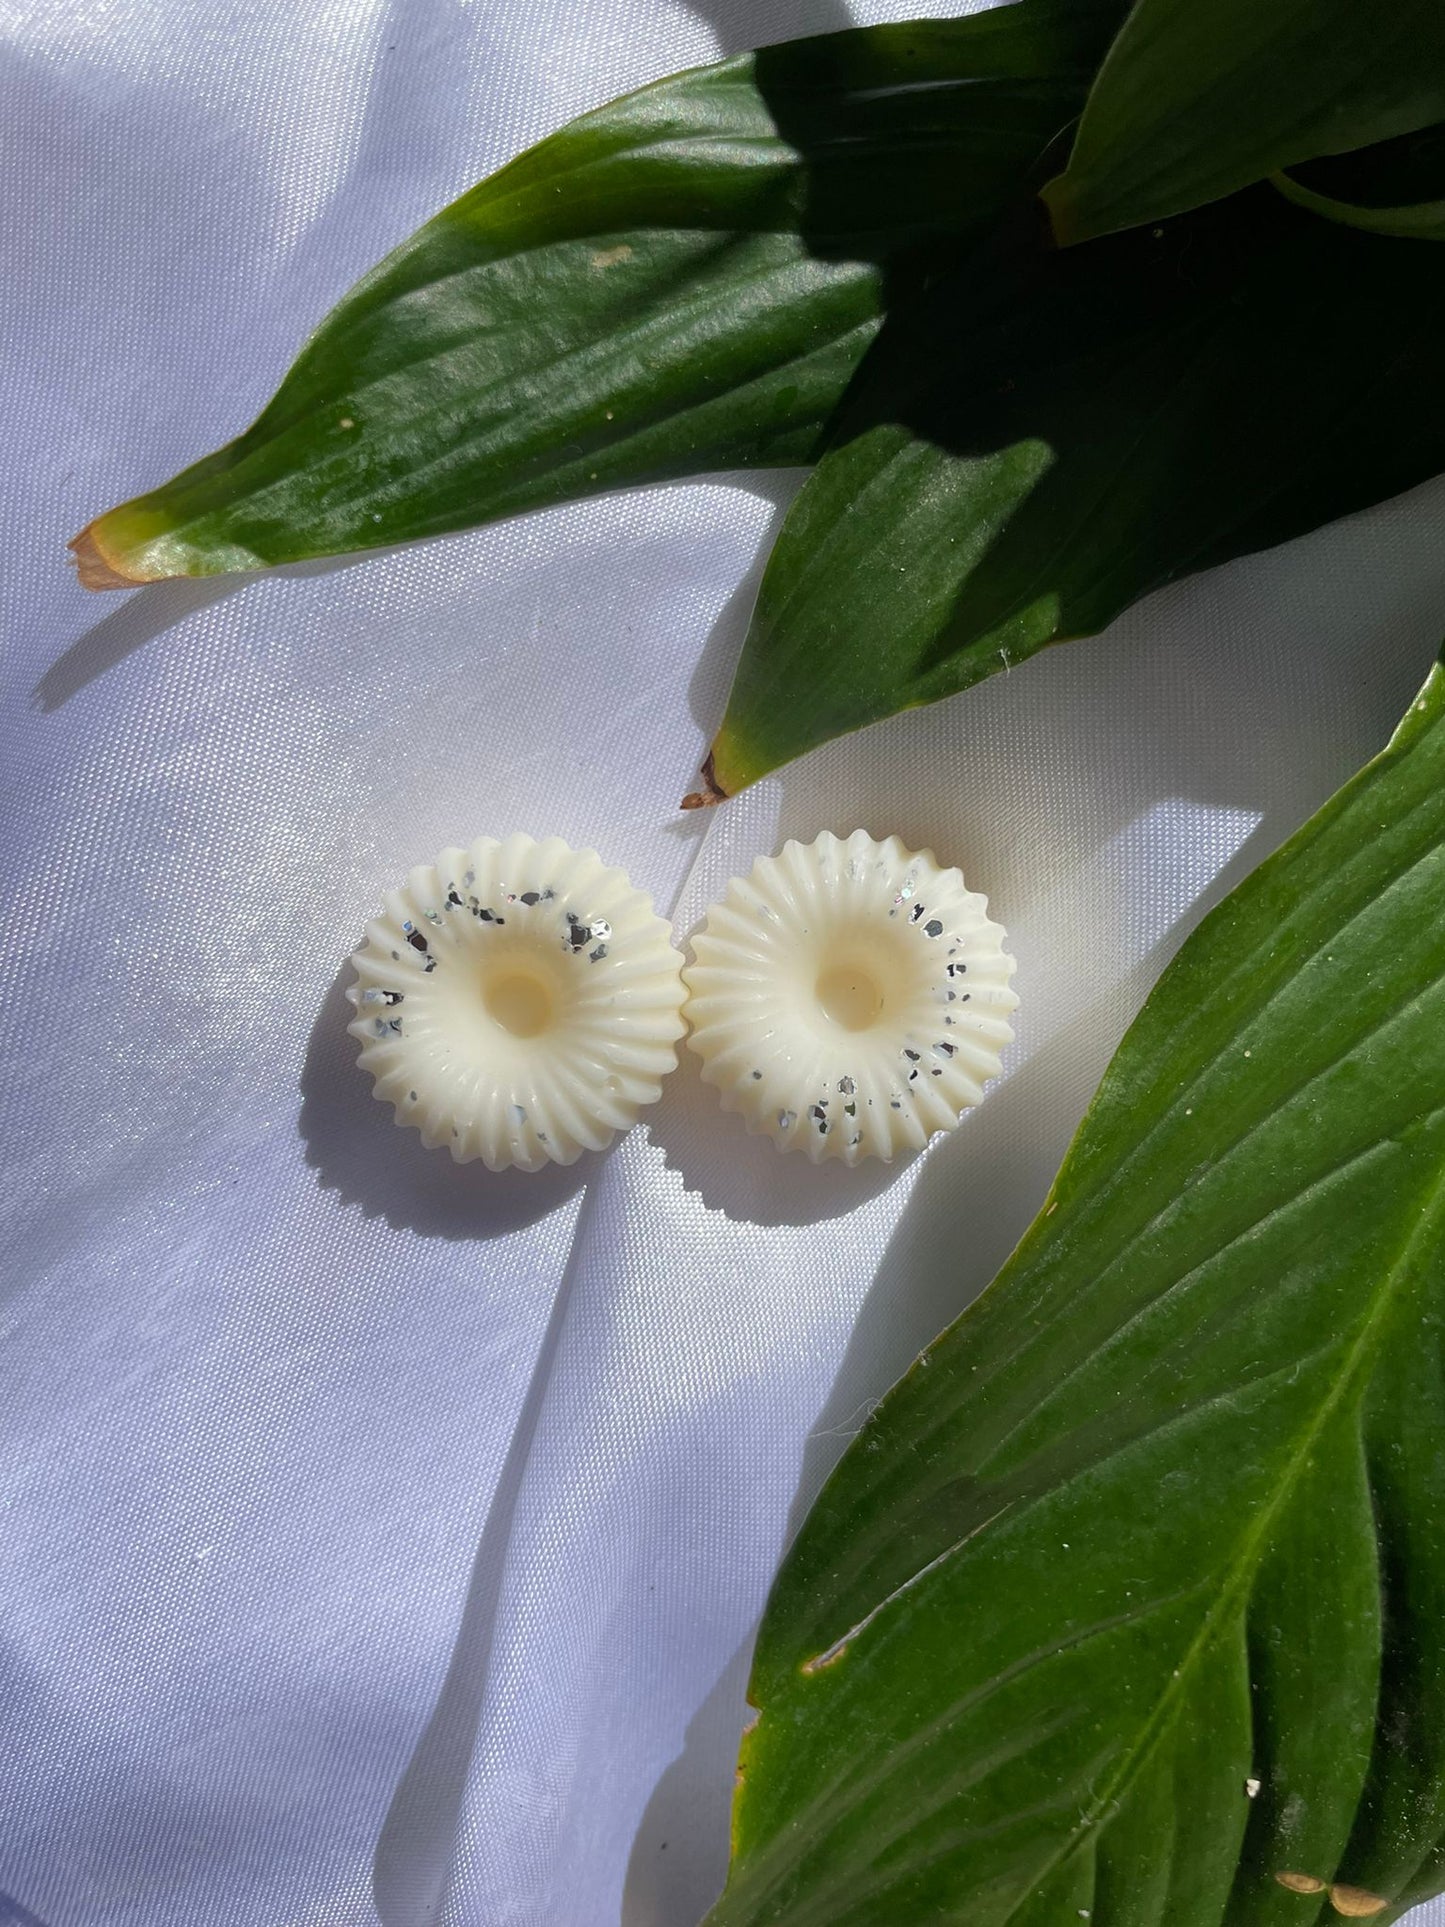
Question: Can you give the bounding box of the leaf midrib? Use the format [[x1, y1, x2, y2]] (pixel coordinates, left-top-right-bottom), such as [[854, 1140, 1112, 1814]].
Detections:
[[162, 263, 875, 543], [975, 980, 1445, 1478], [737, 1581, 1213, 1924], [837, 832, 1445, 1528], [739, 1130, 1442, 1925], [996, 1148, 1445, 1924]]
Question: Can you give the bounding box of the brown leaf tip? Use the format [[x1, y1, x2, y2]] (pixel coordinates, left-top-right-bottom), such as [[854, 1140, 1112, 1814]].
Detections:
[[1329, 1886, 1389, 1918], [1274, 1875, 1390, 1915], [680, 748, 728, 811], [69, 524, 138, 591]]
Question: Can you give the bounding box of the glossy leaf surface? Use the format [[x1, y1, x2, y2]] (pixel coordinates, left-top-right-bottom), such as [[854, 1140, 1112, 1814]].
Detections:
[[1042, 0, 1445, 243], [708, 653, 1445, 1926], [73, 2, 1120, 586], [705, 191, 1445, 798]]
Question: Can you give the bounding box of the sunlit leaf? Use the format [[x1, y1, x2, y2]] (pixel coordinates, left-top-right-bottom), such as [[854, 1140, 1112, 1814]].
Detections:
[[72, 1, 1120, 587], [708, 651, 1445, 1926]]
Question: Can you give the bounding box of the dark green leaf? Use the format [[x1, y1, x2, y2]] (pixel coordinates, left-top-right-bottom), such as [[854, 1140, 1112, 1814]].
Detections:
[[1041, 0, 1445, 243], [1272, 169, 1445, 240], [71, 1, 1122, 587], [707, 650, 1445, 1925], [1270, 119, 1445, 241], [703, 190, 1445, 799]]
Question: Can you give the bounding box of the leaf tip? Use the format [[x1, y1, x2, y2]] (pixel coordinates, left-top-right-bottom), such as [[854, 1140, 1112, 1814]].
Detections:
[[1329, 1886, 1389, 1918], [681, 749, 729, 812], [1038, 172, 1083, 249], [68, 520, 145, 591]]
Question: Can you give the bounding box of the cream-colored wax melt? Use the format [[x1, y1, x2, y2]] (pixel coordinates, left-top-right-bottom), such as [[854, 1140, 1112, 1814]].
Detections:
[[683, 830, 1018, 1164], [348, 834, 685, 1171]]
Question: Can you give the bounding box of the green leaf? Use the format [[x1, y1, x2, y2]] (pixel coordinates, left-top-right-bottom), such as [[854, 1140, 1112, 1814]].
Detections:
[[1269, 119, 1445, 241], [708, 650, 1445, 1926], [71, 1, 1122, 588], [703, 189, 1445, 800], [1272, 169, 1445, 241], [1041, 0, 1445, 244]]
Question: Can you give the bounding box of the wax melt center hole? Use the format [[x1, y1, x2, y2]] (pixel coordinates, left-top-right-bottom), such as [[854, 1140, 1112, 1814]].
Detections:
[[484, 971, 554, 1038], [816, 962, 883, 1032]]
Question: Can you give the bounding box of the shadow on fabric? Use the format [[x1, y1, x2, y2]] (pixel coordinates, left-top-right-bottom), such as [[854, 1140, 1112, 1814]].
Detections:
[[299, 963, 595, 1241], [370, 1203, 594, 1926], [0, 1891, 50, 1927]]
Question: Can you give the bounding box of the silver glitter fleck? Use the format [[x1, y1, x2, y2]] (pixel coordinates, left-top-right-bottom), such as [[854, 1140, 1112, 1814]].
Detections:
[[777, 1109, 797, 1131], [511, 1104, 527, 1125], [751, 1070, 763, 1080], [463, 869, 475, 886], [408, 1090, 418, 1102], [589, 943, 608, 962], [589, 918, 613, 943], [924, 919, 944, 939], [837, 1075, 855, 1096], [423, 909, 444, 928]]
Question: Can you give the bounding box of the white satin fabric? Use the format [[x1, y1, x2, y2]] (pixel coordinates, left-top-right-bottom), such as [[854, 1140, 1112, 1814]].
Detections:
[[3, 2, 1444, 1923]]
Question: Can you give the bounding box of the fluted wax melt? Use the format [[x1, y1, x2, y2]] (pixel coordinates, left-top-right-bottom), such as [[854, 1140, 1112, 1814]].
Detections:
[[682, 830, 1018, 1165], [348, 834, 685, 1171]]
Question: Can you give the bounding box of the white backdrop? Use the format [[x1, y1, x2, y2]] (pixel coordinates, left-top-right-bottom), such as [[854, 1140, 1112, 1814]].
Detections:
[[3, 2, 1445, 1924]]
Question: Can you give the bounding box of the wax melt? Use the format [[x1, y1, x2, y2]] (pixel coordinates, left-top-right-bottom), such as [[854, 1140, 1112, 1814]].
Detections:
[[349, 834, 685, 1171], [683, 830, 1017, 1164]]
